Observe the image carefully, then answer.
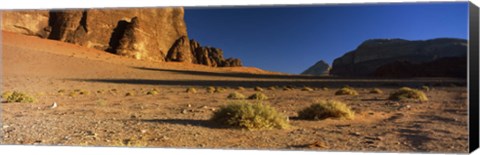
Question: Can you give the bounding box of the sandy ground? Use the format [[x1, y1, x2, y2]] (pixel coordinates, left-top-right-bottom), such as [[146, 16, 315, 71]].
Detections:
[[1, 31, 469, 153]]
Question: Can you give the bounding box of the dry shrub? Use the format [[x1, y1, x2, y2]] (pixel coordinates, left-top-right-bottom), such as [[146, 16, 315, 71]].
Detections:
[[211, 102, 289, 130], [335, 87, 359, 96], [186, 87, 197, 93], [227, 92, 246, 100], [254, 86, 264, 92], [248, 93, 268, 100], [214, 87, 226, 93], [388, 87, 428, 101], [207, 86, 216, 93], [302, 87, 314, 91], [298, 100, 354, 120], [3, 91, 35, 103], [146, 89, 158, 95], [369, 88, 383, 94], [237, 86, 246, 91]]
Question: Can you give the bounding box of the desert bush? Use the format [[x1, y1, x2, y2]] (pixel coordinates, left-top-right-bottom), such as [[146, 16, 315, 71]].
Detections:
[[388, 87, 428, 101], [267, 86, 276, 90], [302, 87, 314, 91], [248, 93, 268, 100], [237, 86, 245, 91], [214, 87, 226, 93], [211, 102, 289, 130], [125, 92, 134, 96], [369, 88, 383, 94], [114, 138, 148, 147], [254, 86, 264, 92], [96, 90, 105, 94], [146, 89, 158, 95], [335, 87, 359, 96], [206, 86, 216, 93], [186, 87, 197, 93], [421, 86, 431, 92], [282, 87, 292, 91], [79, 90, 90, 95], [4, 91, 35, 103], [298, 100, 354, 120], [227, 92, 246, 100], [2, 91, 13, 100]]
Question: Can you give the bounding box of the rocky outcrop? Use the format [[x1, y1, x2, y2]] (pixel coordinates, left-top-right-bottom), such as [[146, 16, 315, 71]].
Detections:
[[1, 10, 51, 38], [169, 39, 242, 67], [301, 60, 330, 76], [166, 36, 194, 63], [2, 8, 243, 67], [330, 38, 467, 77]]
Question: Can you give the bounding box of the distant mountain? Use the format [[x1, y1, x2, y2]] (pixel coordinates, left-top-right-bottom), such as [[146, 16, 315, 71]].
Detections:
[[301, 60, 330, 76], [330, 38, 467, 78]]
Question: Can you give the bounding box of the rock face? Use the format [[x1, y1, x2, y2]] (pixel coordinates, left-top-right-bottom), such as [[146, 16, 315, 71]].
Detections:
[[1, 10, 51, 38], [301, 60, 330, 76], [330, 38, 467, 77], [170, 39, 243, 67], [2, 8, 242, 67]]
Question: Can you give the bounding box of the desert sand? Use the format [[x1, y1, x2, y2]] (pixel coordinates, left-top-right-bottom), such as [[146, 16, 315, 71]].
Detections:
[[1, 31, 468, 153]]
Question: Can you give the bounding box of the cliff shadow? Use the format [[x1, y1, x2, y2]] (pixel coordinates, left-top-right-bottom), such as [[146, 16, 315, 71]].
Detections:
[[131, 66, 354, 80], [71, 78, 465, 89], [106, 20, 130, 53], [139, 119, 223, 129]]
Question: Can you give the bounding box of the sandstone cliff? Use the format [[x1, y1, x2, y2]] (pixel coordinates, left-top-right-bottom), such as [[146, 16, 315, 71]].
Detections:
[[2, 8, 242, 67], [330, 38, 467, 77], [301, 60, 330, 76]]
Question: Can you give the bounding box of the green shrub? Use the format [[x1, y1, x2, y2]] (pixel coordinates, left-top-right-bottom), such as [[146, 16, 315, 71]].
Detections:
[[369, 88, 383, 94], [335, 87, 359, 96], [211, 102, 289, 130], [248, 93, 268, 100], [298, 100, 354, 120], [4, 91, 35, 103], [227, 92, 246, 100], [388, 87, 428, 101], [254, 86, 264, 92], [186, 87, 197, 93]]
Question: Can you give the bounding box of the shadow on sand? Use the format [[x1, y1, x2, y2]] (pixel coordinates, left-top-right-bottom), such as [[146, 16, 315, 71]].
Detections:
[[139, 118, 223, 129], [71, 78, 465, 88]]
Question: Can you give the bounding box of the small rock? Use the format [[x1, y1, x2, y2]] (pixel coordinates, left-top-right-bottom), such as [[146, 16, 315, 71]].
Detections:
[[2, 125, 9, 129], [141, 129, 147, 134], [202, 106, 209, 109], [187, 104, 192, 108], [210, 108, 216, 111], [368, 112, 375, 115], [182, 109, 188, 114]]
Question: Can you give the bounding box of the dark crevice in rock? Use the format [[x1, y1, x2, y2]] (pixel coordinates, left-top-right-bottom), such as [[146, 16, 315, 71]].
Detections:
[[106, 20, 130, 54]]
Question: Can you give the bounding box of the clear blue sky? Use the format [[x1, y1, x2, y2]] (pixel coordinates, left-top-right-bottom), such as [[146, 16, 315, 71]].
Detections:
[[184, 2, 468, 74]]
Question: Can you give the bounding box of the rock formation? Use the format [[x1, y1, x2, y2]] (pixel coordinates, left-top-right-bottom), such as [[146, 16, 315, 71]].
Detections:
[[168, 39, 243, 67], [2, 8, 242, 67], [301, 60, 330, 76], [330, 38, 467, 77]]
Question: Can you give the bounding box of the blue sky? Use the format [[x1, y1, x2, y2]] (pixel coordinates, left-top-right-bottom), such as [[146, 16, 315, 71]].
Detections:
[[184, 2, 468, 74]]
